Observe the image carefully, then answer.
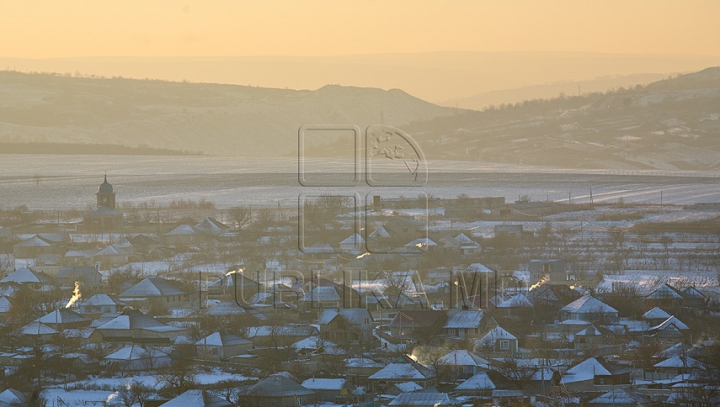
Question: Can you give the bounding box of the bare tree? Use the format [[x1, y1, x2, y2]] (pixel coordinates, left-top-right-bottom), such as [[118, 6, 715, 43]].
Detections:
[[227, 206, 252, 230], [496, 357, 537, 390]]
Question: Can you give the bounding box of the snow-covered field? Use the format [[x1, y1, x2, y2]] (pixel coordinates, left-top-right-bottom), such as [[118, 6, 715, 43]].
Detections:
[[2, 155, 720, 210], [597, 270, 718, 294]]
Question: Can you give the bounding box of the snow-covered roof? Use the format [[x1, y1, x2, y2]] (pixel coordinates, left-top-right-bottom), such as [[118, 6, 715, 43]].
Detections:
[[643, 306, 672, 320], [467, 263, 493, 273], [345, 357, 384, 368], [300, 286, 342, 303], [105, 345, 167, 361], [369, 226, 390, 238], [82, 294, 122, 307], [119, 277, 185, 298], [319, 308, 371, 325], [456, 372, 496, 391], [195, 332, 251, 347], [37, 308, 89, 325], [405, 237, 437, 247], [588, 388, 649, 405], [204, 301, 248, 316], [437, 350, 489, 368], [0, 389, 25, 405], [575, 325, 604, 337], [651, 316, 689, 331], [454, 233, 475, 244], [388, 392, 452, 406], [291, 336, 344, 354], [562, 295, 618, 315], [161, 389, 232, 407], [165, 224, 205, 236], [94, 245, 123, 256], [647, 284, 684, 300], [240, 375, 313, 397], [654, 355, 699, 368], [0, 268, 46, 284], [195, 218, 229, 235], [496, 293, 533, 308], [561, 358, 620, 384], [368, 363, 435, 380], [19, 322, 59, 336], [246, 325, 318, 338], [394, 382, 423, 393], [0, 297, 11, 313], [479, 326, 517, 343], [340, 233, 365, 246], [301, 378, 346, 391], [444, 310, 486, 329]]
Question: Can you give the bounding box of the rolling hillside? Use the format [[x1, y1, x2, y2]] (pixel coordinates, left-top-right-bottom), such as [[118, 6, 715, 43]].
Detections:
[[0, 71, 456, 156], [405, 67, 720, 171]]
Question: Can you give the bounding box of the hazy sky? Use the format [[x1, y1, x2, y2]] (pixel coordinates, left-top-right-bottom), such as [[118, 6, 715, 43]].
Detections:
[[2, 0, 719, 58]]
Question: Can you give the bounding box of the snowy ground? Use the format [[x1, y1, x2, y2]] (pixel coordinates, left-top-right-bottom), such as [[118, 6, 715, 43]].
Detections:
[[3, 155, 720, 210], [597, 270, 718, 294]]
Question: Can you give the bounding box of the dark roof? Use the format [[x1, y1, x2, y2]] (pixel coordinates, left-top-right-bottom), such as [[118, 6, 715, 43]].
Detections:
[[119, 277, 186, 298], [528, 259, 566, 273], [388, 310, 447, 329], [56, 266, 102, 281], [98, 175, 114, 194], [239, 375, 314, 397]]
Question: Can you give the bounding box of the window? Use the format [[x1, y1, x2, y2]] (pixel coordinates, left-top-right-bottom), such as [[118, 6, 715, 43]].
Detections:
[[500, 340, 510, 350]]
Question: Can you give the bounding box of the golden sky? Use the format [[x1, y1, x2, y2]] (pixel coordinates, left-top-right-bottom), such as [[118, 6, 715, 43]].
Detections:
[[2, 0, 719, 58]]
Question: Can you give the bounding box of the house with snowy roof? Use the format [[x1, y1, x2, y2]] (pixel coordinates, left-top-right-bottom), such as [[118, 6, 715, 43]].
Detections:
[[94, 308, 187, 344], [0, 267, 52, 290], [195, 332, 252, 359], [495, 293, 534, 320], [55, 265, 103, 289], [163, 224, 207, 246], [102, 344, 170, 371], [388, 310, 447, 339], [13, 235, 64, 261], [642, 307, 672, 326], [680, 286, 706, 309], [92, 244, 130, 270], [436, 350, 490, 379], [118, 276, 188, 308], [388, 392, 457, 407], [236, 374, 316, 407], [0, 296, 11, 321], [301, 378, 352, 402], [18, 321, 59, 342], [645, 283, 685, 311], [455, 370, 519, 397], [160, 389, 233, 407], [78, 294, 125, 314], [194, 217, 231, 235], [339, 233, 365, 252], [653, 354, 700, 376], [36, 308, 91, 329], [474, 326, 518, 355], [319, 308, 373, 342], [573, 324, 615, 350], [587, 387, 651, 407], [529, 259, 567, 283], [648, 315, 690, 344], [561, 295, 618, 322], [0, 388, 26, 406], [560, 357, 630, 391], [368, 362, 437, 392], [245, 324, 319, 348], [443, 309, 496, 339]]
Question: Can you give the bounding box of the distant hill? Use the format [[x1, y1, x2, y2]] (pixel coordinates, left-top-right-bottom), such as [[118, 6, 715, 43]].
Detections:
[[0, 71, 456, 156], [405, 67, 720, 171], [440, 73, 669, 110]]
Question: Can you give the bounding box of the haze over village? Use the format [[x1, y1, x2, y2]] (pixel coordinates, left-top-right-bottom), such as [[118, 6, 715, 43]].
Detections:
[[1, 1, 720, 407]]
